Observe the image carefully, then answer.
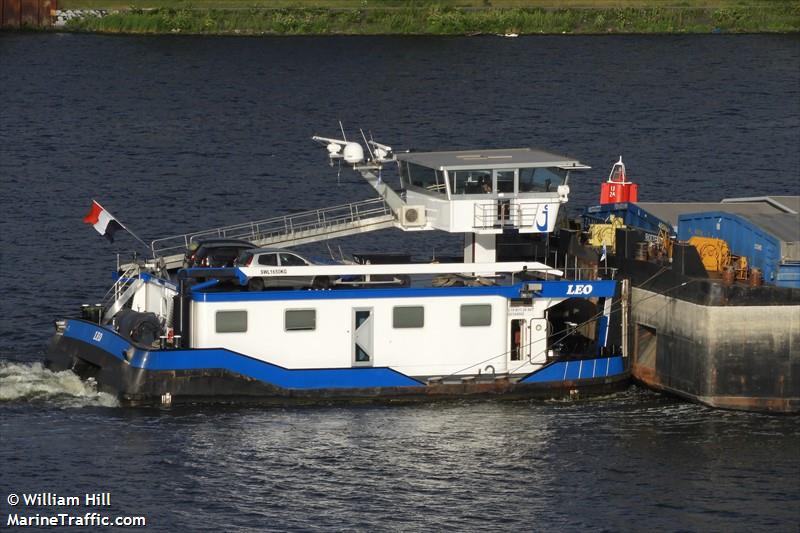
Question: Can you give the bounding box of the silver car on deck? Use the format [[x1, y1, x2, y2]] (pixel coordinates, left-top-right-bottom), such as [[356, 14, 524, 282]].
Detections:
[[235, 248, 332, 291]]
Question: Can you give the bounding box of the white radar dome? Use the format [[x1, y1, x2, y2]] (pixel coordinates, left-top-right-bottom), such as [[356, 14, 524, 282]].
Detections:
[[343, 142, 364, 164]]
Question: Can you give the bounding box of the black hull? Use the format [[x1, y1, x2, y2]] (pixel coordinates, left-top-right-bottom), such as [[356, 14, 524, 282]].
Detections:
[[47, 325, 629, 407]]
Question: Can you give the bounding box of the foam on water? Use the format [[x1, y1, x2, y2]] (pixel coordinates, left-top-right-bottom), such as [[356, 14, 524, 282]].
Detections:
[[0, 361, 119, 408]]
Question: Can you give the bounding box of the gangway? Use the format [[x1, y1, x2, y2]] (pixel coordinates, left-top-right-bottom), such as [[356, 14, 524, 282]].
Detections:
[[151, 197, 396, 270]]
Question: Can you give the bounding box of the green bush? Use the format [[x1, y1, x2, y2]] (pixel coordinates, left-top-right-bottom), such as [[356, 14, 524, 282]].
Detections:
[[61, 4, 800, 35]]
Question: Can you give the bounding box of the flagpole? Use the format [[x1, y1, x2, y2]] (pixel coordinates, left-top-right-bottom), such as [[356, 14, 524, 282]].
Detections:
[[118, 221, 151, 251], [93, 200, 151, 252]]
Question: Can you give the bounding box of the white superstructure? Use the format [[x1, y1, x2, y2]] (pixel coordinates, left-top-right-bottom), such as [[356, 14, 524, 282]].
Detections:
[[312, 133, 590, 266]]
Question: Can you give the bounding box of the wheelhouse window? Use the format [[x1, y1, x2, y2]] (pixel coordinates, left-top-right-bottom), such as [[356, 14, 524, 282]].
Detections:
[[496, 170, 515, 193], [401, 162, 447, 194], [460, 304, 492, 327], [216, 310, 247, 333], [518, 167, 567, 193], [285, 309, 316, 331], [393, 306, 424, 328], [450, 170, 493, 195]]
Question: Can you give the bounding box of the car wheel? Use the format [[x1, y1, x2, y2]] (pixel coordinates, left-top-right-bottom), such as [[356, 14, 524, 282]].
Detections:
[[312, 276, 331, 290], [247, 278, 265, 291]]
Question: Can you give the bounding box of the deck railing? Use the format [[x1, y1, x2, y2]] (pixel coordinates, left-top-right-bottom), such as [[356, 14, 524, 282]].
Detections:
[[472, 201, 553, 230], [151, 197, 392, 258]]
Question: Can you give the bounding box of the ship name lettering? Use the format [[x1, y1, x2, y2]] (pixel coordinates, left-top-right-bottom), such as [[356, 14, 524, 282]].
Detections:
[[566, 284, 593, 295]]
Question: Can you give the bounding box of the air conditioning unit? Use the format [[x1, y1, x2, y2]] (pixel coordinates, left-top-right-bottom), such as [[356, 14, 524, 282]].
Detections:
[[399, 205, 426, 228]]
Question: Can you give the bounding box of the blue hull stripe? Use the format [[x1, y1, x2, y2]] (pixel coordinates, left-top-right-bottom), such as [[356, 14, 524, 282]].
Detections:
[[192, 284, 525, 302], [521, 356, 625, 383], [63, 320, 625, 391], [63, 320, 423, 390], [191, 279, 618, 303]]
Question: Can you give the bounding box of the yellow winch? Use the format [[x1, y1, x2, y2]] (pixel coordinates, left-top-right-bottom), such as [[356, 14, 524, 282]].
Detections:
[[688, 236, 732, 272], [588, 215, 626, 252]]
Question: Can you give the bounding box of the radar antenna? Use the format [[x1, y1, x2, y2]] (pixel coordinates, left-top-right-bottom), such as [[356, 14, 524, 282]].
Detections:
[[312, 124, 364, 166], [368, 135, 393, 163], [312, 124, 405, 211]]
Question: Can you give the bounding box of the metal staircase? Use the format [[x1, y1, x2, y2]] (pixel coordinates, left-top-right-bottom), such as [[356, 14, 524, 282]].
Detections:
[[151, 198, 396, 270], [100, 262, 144, 323]]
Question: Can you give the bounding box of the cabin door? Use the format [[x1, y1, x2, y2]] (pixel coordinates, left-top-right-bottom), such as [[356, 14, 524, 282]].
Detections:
[[510, 319, 528, 363], [510, 318, 549, 368], [494, 170, 516, 226], [352, 307, 374, 367]]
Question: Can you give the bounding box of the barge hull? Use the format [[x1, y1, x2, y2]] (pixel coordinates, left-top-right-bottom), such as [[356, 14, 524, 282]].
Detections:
[[630, 287, 799, 413], [47, 319, 629, 407]]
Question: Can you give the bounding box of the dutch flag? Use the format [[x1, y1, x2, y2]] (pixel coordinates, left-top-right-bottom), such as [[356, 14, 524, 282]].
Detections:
[[83, 200, 125, 243]]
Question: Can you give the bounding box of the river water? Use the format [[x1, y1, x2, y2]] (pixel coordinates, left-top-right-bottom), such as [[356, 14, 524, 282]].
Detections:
[[1, 33, 798, 531]]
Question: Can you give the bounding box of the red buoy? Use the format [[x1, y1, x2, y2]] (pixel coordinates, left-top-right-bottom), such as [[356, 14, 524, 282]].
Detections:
[[600, 156, 638, 204]]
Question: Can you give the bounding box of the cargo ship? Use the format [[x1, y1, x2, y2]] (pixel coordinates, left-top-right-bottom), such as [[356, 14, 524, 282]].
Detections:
[[45, 132, 629, 406]]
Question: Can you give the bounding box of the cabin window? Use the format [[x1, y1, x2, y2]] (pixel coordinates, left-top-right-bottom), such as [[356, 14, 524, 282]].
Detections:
[[393, 306, 424, 328], [406, 163, 446, 194], [460, 304, 492, 327], [450, 170, 492, 195], [285, 309, 316, 331], [518, 167, 567, 193], [216, 310, 247, 333]]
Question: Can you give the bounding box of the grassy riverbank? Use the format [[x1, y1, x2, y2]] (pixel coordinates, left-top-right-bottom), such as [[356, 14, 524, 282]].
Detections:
[[60, 1, 800, 35]]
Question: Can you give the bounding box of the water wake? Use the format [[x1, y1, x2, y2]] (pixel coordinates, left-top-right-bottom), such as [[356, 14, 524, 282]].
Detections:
[[0, 361, 118, 407]]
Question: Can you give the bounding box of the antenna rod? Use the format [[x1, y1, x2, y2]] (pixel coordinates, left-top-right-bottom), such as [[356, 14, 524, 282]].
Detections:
[[360, 128, 375, 161]]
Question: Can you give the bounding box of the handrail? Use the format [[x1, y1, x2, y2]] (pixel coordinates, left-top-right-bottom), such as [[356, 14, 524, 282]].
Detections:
[[99, 263, 139, 309], [473, 201, 518, 228], [473, 201, 559, 230], [102, 279, 144, 323], [528, 266, 618, 282], [151, 197, 392, 258], [560, 266, 618, 280]]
